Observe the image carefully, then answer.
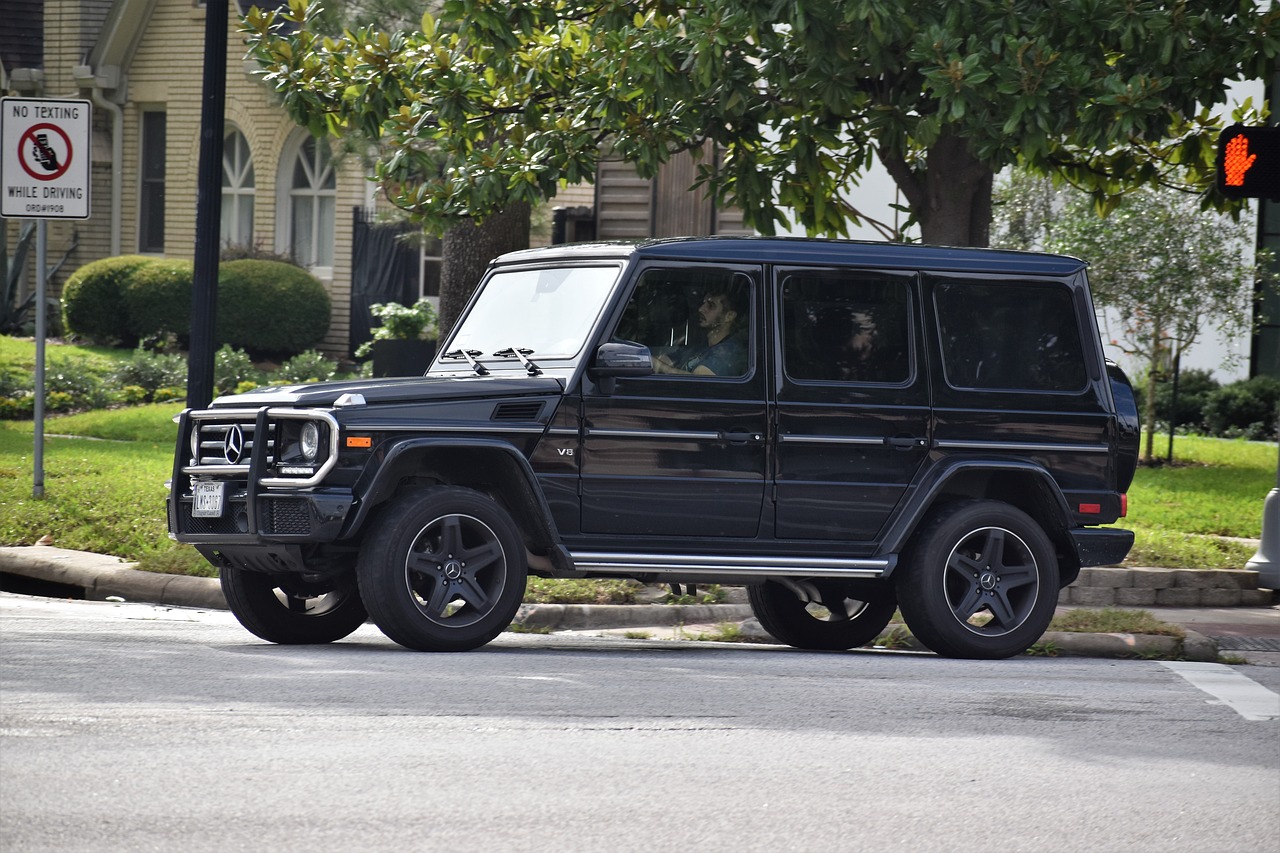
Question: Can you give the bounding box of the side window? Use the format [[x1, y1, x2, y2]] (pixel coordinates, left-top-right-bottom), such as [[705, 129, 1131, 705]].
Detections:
[[614, 267, 753, 378], [284, 135, 336, 269], [934, 279, 1086, 392], [781, 270, 912, 384], [138, 110, 166, 252], [220, 128, 255, 249]]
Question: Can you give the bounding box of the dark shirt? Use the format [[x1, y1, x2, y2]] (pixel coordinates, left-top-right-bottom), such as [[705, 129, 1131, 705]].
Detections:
[[670, 333, 747, 376]]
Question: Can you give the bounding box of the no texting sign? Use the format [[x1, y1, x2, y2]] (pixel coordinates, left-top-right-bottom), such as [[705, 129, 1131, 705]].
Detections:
[[2, 98, 92, 220]]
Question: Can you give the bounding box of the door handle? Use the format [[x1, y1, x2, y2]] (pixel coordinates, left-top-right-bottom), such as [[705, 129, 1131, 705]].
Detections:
[[887, 435, 927, 451], [720, 430, 764, 445]]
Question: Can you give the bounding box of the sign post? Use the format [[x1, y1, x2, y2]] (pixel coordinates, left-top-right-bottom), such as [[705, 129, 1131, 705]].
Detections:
[[2, 97, 92, 498]]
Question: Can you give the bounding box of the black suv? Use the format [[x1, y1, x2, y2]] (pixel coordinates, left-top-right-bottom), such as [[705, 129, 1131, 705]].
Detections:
[[168, 238, 1139, 659]]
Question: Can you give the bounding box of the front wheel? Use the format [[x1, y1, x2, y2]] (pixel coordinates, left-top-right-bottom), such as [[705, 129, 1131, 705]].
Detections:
[[220, 567, 368, 645], [896, 500, 1059, 659], [748, 579, 897, 650], [357, 487, 528, 652]]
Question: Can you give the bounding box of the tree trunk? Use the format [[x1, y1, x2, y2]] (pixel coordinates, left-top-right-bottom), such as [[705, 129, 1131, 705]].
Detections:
[[1143, 349, 1160, 462], [438, 201, 532, 339], [878, 130, 994, 247]]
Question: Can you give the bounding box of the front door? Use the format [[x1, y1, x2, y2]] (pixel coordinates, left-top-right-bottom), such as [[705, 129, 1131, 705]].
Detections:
[[580, 263, 767, 537]]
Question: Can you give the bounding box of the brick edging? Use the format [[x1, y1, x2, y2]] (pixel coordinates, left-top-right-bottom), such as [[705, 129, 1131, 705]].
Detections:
[[1064, 567, 1273, 607]]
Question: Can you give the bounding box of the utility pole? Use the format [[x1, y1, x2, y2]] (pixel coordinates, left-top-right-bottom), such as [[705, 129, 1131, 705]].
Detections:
[[186, 0, 228, 408]]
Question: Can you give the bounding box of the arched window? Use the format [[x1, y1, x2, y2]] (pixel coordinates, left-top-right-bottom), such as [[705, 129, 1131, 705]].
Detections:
[[220, 129, 254, 248], [286, 136, 336, 269]]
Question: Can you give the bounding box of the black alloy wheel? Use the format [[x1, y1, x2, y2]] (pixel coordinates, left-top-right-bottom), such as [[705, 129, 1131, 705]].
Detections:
[[220, 566, 368, 645]]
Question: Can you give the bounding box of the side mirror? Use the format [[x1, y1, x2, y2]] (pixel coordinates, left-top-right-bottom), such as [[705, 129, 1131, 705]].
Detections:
[[589, 341, 654, 378]]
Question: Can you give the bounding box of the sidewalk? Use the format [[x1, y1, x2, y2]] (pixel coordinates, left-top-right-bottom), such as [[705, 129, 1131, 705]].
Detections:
[[3, 544, 1277, 663]]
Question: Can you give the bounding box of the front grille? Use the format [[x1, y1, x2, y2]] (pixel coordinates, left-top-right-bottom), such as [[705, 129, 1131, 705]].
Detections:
[[179, 500, 249, 535], [178, 497, 313, 536], [266, 498, 312, 535], [190, 416, 276, 467]]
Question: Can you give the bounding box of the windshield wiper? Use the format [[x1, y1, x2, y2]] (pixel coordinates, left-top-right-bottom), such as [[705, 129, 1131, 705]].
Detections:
[[492, 347, 542, 376], [441, 349, 490, 376]]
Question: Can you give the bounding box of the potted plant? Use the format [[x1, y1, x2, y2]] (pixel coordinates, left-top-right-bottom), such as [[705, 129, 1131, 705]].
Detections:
[[356, 298, 439, 377]]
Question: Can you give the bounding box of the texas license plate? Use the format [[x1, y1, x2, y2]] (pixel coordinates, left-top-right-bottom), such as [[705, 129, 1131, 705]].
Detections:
[[192, 481, 227, 518]]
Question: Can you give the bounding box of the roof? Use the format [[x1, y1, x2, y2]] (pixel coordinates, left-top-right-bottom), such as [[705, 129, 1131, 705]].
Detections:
[[495, 237, 1087, 277]]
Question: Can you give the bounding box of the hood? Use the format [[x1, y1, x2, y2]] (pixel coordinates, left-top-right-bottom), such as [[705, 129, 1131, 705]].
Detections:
[[210, 374, 565, 409]]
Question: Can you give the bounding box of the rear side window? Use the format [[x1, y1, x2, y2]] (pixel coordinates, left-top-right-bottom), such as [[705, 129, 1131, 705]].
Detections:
[[934, 279, 1086, 392], [781, 270, 912, 384]]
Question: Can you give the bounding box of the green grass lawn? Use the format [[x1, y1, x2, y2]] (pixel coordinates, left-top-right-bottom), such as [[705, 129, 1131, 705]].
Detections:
[[1119, 435, 1274, 568], [0, 404, 199, 571], [1, 402, 1273, 575]]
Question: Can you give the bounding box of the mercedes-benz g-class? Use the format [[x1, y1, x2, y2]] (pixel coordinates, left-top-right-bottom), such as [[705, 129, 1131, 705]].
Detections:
[[168, 238, 1139, 659]]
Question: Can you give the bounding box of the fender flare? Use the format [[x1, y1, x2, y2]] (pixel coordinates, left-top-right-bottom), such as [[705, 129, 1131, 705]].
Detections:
[[879, 457, 1079, 581], [341, 436, 568, 570]]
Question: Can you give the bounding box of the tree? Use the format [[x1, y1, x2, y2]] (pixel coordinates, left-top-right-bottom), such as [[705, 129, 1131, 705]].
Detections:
[[994, 174, 1265, 460], [245, 0, 1275, 247]]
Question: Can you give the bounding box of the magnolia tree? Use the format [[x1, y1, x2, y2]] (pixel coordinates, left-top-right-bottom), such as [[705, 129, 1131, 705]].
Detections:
[[243, 0, 1277, 329], [994, 175, 1265, 460]]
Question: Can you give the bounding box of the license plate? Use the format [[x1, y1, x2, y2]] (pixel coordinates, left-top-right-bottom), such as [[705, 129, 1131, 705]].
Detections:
[[192, 481, 227, 518]]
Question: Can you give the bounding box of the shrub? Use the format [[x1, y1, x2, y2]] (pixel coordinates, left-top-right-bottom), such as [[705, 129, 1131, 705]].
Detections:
[[110, 347, 188, 399], [0, 394, 34, 419], [216, 260, 331, 358], [1203, 375, 1280, 440], [61, 255, 156, 345], [153, 386, 186, 403], [119, 385, 149, 405], [355, 298, 438, 359], [213, 345, 260, 395], [219, 243, 300, 266], [44, 359, 113, 410], [274, 350, 338, 384], [1133, 368, 1221, 433], [121, 259, 195, 343]]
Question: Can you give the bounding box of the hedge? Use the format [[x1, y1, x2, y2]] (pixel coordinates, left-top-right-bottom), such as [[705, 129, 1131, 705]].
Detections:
[[61, 255, 157, 345], [216, 259, 330, 357], [121, 259, 195, 343]]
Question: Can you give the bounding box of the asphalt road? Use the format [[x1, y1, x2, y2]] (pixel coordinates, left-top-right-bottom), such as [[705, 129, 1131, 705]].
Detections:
[[2, 593, 1277, 853]]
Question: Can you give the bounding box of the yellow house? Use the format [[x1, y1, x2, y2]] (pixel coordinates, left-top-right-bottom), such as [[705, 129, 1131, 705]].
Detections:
[[2, 0, 741, 358], [3, 0, 410, 357]]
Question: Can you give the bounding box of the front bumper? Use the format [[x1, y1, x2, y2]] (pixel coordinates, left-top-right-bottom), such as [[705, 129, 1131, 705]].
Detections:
[[167, 488, 354, 546]]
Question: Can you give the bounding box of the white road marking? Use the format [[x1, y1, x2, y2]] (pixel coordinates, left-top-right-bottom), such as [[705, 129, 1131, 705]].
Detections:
[[1160, 661, 1280, 721]]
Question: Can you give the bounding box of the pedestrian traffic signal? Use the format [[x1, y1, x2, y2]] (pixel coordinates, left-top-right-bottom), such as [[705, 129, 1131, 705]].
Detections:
[[1217, 125, 1280, 200]]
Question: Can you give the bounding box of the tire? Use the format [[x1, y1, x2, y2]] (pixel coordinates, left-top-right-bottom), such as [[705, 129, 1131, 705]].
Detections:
[[220, 567, 368, 645], [357, 487, 528, 652], [896, 500, 1059, 659], [748, 579, 897, 651]]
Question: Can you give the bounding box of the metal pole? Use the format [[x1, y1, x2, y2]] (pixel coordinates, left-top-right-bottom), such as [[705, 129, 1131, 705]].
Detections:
[[33, 219, 46, 499], [186, 0, 228, 408]]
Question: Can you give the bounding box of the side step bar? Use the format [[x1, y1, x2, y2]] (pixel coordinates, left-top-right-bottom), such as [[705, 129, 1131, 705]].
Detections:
[[565, 551, 893, 582]]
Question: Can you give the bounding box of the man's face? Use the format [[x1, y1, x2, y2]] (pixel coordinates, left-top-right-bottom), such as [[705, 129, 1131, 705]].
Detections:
[[698, 294, 730, 329]]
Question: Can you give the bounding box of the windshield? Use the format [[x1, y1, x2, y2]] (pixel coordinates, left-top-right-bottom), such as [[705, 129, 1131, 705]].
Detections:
[[441, 264, 622, 363]]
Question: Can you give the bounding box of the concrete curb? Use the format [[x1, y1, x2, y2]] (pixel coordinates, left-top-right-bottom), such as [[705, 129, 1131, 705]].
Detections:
[[0, 545, 1228, 660], [0, 545, 226, 610]]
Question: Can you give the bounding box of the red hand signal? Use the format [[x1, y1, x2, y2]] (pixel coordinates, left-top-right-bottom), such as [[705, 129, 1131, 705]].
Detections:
[[1223, 134, 1256, 187]]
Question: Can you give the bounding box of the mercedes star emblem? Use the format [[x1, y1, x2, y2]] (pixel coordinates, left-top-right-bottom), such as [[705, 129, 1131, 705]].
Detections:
[[223, 425, 246, 464]]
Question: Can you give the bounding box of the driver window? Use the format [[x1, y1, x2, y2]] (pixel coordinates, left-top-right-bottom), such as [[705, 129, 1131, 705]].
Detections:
[[614, 267, 753, 378]]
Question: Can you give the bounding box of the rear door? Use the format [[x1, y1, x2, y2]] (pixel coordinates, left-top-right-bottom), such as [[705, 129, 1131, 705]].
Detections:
[[773, 267, 931, 540]]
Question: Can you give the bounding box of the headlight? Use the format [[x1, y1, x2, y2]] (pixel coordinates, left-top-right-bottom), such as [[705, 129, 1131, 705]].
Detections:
[[300, 422, 320, 461]]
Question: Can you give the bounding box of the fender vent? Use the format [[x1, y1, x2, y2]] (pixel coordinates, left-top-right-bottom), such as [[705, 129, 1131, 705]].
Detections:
[[492, 401, 544, 421]]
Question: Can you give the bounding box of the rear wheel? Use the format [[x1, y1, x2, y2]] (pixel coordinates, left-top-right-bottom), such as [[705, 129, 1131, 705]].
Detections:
[[897, 500, 1058, 659], [748, 579, 897, 650], [357, 487, 527, 652], [220, 567, 367, 645]]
